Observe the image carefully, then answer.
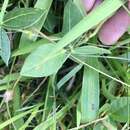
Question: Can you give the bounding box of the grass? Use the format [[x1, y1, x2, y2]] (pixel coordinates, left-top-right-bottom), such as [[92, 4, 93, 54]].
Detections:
[[0, 0, 129, 130]]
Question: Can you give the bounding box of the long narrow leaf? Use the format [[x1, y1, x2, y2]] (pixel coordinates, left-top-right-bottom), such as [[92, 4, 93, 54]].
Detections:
[[81, 58, 99, 123]]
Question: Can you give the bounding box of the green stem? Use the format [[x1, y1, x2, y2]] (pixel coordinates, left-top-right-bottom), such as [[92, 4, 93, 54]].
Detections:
[[6, 102, 17, 130], [0, 0, 9, 25]]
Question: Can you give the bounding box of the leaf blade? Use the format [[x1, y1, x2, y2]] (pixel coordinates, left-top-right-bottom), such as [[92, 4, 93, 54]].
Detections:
[[0, 28, 10, 65], [20, 44, 69, 77], [81, 58, 99, 123]]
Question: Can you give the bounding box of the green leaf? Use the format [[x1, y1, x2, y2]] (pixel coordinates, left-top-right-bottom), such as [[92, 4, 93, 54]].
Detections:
[[12, 39, 49, 57], [81, 58, 99, 123], [13, 86, 24, 129], [62, 0, 83, 34], [20, 44, 69, 77], [76, 102, 81, 127], [109, 97, 130, 123], [19, 0, 53, 47], [73, 0, 86, 16], [44, 11, 57, 32], [3, 8, 45, 29], [72, 46, 111, 55], [0, 73, 27, 85], [34, 0, 123, 68], [19, 107, 39, 130], [57, 64, 83, 89], [42, 77, 54, 121], [52, 0, 123, 53], [34, 93, 79, 130], [20, 0, 123, 78], [0, 28, 10, 65], [0, 108, 34, 129]]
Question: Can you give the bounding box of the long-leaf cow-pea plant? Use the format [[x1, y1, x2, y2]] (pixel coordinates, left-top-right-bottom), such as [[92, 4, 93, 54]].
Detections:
[[0, 0, 129, 130]]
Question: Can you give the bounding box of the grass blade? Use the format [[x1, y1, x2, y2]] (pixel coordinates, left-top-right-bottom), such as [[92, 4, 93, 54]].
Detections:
[[81, 58, 99, 123]]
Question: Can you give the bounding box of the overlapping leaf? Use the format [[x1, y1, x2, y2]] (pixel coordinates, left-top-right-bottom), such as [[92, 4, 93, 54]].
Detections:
[[21, 44, 69, 77]]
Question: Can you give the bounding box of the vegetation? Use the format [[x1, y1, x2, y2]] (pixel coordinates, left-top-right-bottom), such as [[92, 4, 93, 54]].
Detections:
[[0, 0, 129, 130]]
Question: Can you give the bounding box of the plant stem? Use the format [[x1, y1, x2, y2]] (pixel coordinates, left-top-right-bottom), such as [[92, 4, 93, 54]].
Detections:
[[0, 0, 9, 25]]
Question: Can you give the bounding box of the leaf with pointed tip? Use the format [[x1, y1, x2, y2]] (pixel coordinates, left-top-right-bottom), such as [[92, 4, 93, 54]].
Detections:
[[62, 0, 83, 34], [20, 44, 69, 77], [72, 45, 111, 55], [0, 28, 10, 65]]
